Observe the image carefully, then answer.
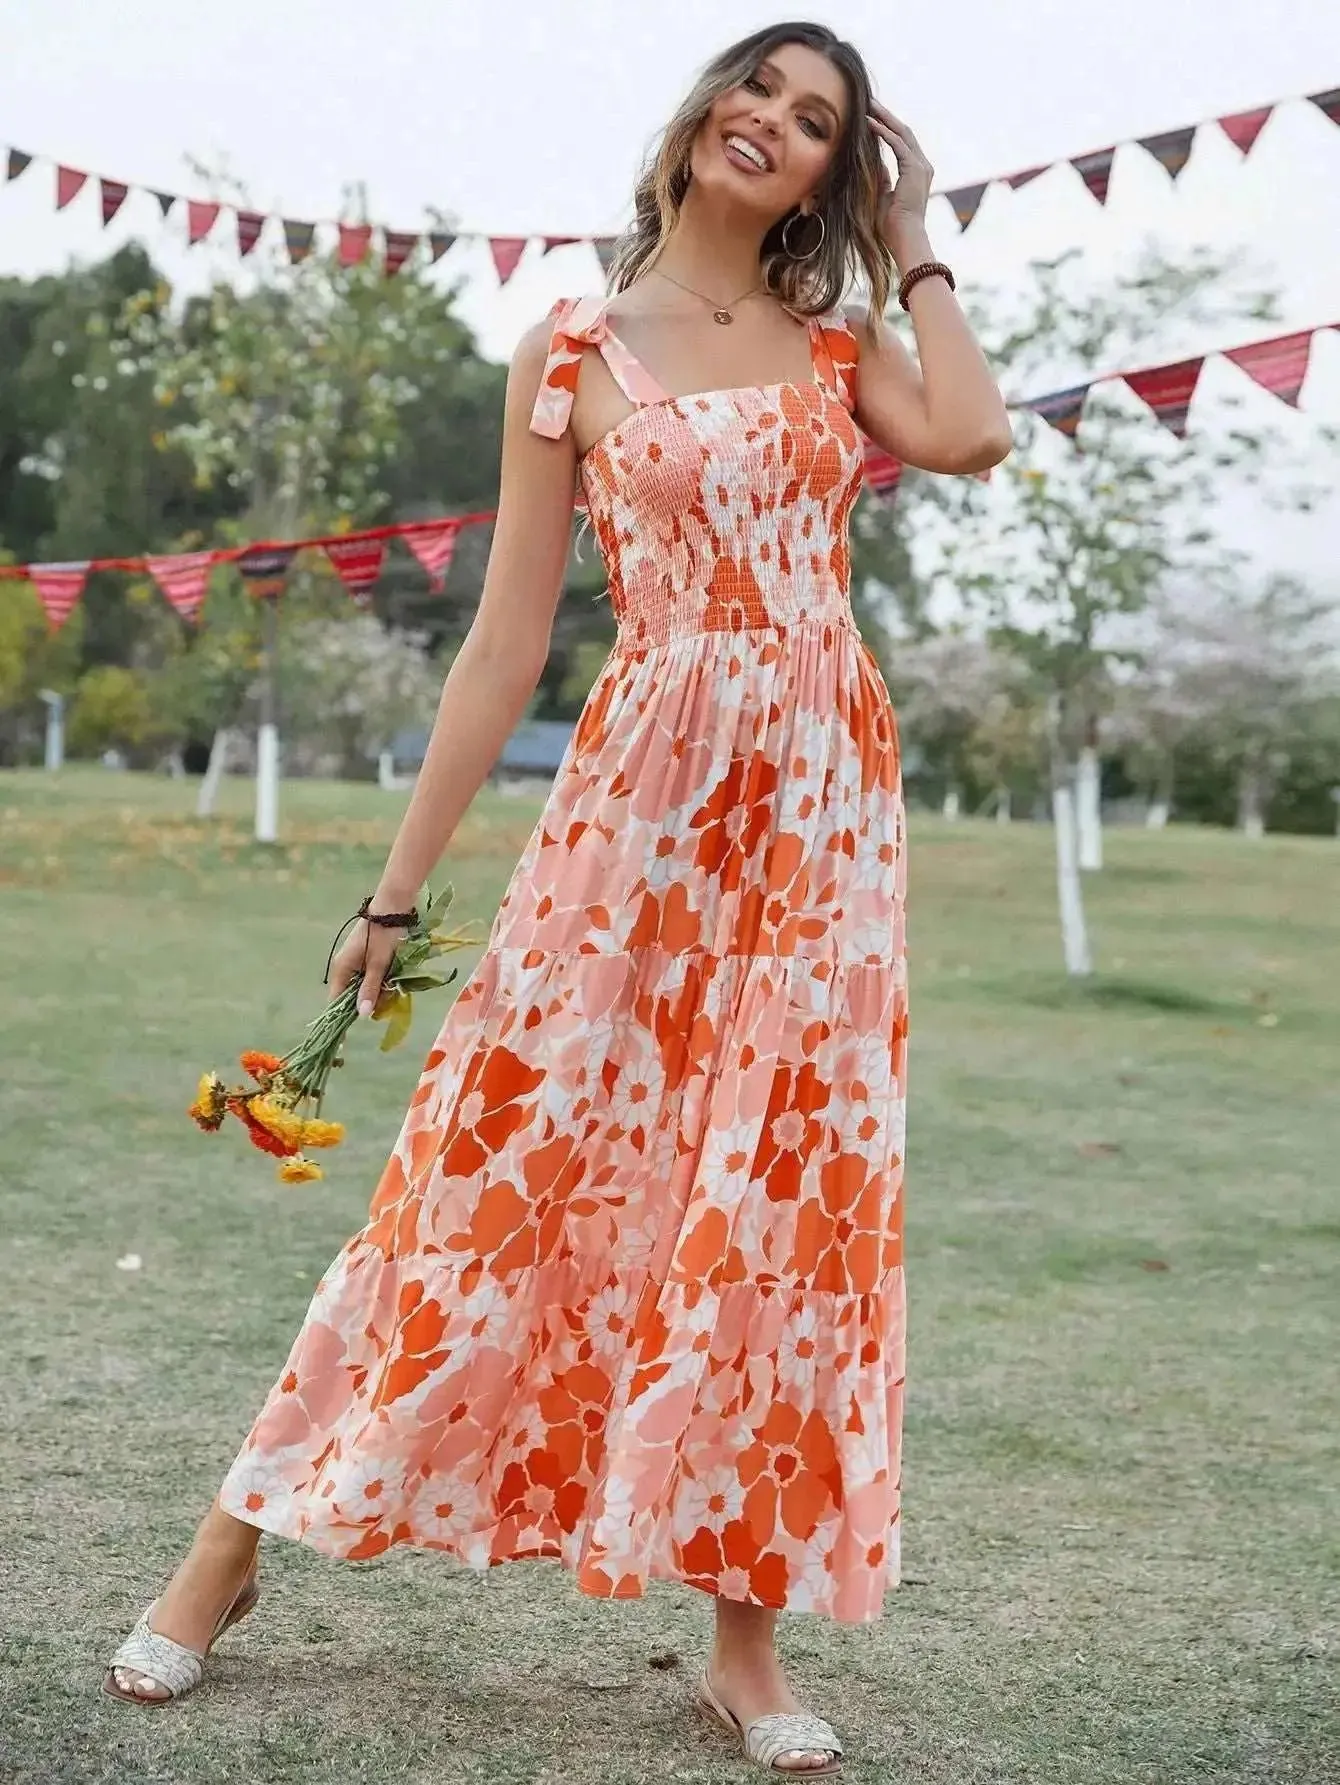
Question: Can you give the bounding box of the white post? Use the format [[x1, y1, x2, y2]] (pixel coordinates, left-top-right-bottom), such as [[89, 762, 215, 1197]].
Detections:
[[1145, 799, 1170, 830], [995, 788, 1012, 824], [1076, 744, 1103, 870], [39, 690, 64, 771], [378, 749, 398, 792], [1053, 778, 1093, 977], [196, 727, 230, 818], [255, 724, 280, 843], [942, 785, 961, 821]]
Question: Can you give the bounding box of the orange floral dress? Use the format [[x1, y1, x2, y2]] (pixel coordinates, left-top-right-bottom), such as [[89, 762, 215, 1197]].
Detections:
[[218, 296, 909, 1624]]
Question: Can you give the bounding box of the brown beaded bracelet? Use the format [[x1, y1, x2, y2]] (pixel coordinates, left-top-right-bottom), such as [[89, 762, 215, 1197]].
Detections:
[[898, 260, 956, 310], [323, 894, 420, 985]]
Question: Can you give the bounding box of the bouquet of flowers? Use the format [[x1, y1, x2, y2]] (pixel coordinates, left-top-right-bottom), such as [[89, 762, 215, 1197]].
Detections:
[[188, 884, 476, 1183]]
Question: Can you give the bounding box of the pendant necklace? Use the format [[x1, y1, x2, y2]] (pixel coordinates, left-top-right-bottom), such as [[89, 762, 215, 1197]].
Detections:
[[654, 268, 763, 325]]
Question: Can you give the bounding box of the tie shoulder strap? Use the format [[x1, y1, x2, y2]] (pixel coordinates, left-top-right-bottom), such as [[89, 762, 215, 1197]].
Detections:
[[809, 309, 860, 414], [530, 296, 670, 440]]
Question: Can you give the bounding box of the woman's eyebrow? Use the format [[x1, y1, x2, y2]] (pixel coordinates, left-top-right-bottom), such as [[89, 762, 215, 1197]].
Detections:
[[758, 59, 843, 126]]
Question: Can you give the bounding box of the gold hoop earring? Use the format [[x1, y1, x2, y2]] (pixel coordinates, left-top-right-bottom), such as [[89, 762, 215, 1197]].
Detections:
[[781, 209, 825, 261]]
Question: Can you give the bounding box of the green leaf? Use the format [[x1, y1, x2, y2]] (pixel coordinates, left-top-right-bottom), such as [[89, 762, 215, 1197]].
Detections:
[[397, 972, 450, 992], [425, 883, 455, 929]]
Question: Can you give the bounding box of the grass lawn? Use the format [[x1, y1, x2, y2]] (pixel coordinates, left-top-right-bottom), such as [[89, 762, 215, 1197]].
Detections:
[[1, 765, 1336, 1785]]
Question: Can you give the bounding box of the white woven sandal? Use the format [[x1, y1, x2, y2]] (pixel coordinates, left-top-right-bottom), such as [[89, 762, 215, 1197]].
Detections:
[[102, 1573, 259, 1706], [696, 1669, 845, 1777]]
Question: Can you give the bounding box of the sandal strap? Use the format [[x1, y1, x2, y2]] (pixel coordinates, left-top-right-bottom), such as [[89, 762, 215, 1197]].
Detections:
[[745, 1710, 844, 1769], [109, 1610, 205, 1699]]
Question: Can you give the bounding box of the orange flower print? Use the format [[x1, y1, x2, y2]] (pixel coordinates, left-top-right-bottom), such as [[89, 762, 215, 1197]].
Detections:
[[217, 297, 909, 1627]]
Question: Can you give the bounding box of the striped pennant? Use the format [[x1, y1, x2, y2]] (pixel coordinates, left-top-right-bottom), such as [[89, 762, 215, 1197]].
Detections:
[[383, 230, 419, 277], [284, 220, 315, 264], [1071, 148, 1116, 206], [1025, 384, 1090, 438], [402, 520, 462, 592], [147, 552, 216, 623], [1138, 126, 1196, 181], [324, 538, 386, 608], [1124, 357, 1204, 438], [1224, 330, 1314, 408], [100, 178, 129, 225], [30, 561, 89, 630]]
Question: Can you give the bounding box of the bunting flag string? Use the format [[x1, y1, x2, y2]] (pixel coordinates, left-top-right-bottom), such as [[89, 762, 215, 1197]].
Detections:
[[2, 320, 1334, 629], [4, 84, 1334, 279]]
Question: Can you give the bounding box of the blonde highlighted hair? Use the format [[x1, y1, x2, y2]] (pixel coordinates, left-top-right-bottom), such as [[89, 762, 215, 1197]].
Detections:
[[608, 22, 894, 323]]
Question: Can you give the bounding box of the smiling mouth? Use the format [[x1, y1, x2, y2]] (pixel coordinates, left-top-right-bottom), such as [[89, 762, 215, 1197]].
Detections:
[[723, 133, 774, 174]]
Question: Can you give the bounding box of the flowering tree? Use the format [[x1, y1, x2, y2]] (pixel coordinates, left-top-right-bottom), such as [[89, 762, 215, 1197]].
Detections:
[[931, 245, 1322, 974]]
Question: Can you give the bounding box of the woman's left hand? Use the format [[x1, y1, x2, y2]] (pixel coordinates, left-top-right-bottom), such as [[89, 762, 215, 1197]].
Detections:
[[868, 102, 935, 248]]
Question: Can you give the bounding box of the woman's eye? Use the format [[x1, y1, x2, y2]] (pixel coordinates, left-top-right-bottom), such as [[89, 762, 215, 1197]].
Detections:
[[742, 74, 768, 95], [799, 116, 826, 140]]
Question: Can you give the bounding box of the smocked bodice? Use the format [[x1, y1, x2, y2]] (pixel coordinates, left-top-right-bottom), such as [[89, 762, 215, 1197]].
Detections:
[[531, 298, 864, 650]]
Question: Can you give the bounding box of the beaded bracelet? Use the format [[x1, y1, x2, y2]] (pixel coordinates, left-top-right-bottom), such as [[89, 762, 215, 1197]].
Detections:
[[323, 894, 420, 985], [898, 260, 956, 311]]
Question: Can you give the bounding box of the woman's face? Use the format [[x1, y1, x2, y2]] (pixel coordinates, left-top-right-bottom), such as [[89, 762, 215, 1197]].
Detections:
[[690, 40, 850, 220]]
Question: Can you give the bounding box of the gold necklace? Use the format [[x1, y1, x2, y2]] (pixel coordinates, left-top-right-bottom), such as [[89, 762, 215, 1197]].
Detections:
[[653, 268, 763, 325]]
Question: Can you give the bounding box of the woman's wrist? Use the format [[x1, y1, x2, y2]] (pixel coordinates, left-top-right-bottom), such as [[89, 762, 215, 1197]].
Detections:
[[883, 214, 934, 274]]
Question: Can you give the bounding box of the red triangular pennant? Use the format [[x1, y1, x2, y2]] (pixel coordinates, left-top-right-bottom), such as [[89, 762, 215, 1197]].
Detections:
[[153, 190, 176, 218], [1124, 357, 1204, 437], [29, 561, 89, 630], [944, 183, 988, 230], [1026, 383, 1091, 438], [324, 538, 386, 607], [187, 200, 220, 245], [489, 236, 528, 285], [862, 444, 903, 495], [1307, 88, 1340, 128], [383, 230, 419, 277], [338, 223, 373, 267], [543, 234, 583, 253], [56, 166, 88, 210], [427, 232, 456, 263], [1138, 126, 1196, 181], [99, 178, 129, 225], [1224, 330, 1314, 408], [1217, 106, 1272, 155], [284, 219, 315, 263], [236, 211, 266, 256], [1005, 164, 1047, 190], [7, 148, 32, 182], [1071, 147, 1116, 206], [147, 551, 216, 623], [402, 520, 461, 592]]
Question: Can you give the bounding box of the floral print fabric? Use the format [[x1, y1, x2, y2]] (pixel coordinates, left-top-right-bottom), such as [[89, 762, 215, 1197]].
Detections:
[[218, 297, 908, 1623]]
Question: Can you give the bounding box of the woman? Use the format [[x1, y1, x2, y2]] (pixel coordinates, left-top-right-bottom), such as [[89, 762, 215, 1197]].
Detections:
[[106, 21, 1010, 1776]]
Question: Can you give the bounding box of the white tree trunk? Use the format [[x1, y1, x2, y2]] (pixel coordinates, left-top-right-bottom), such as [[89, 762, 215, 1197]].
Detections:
[[378, 749, 399, 791], [1053, 778, 1093, 977], [196, 727, 231, 818], [255, 723, 280, 843], [995, 788, 1012, 824], [942, 785, 961, 821], [1145, 799, 1170, 829], [1076, 745, 1103, 871], [1237, 765, 1266, 839]]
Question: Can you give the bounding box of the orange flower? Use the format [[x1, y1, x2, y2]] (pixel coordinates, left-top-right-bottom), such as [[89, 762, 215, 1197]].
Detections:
[[240, 1050, 284, 1083], [227, 1094, 297, 1157], [188, 1072, 227, 1132]]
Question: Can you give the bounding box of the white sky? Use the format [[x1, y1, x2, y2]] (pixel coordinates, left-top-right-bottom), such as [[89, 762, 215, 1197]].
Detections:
[[1, 0, 1338, 574]]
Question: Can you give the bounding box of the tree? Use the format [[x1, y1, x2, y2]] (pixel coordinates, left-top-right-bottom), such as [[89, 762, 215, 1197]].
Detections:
[[932, 244, 1322, 974], [1172, 573, 1338, 837], [886, 629, 1028, 817]]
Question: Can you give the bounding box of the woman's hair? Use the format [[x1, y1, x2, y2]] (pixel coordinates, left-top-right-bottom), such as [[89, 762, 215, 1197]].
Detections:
[[608, 22, 894, 322]]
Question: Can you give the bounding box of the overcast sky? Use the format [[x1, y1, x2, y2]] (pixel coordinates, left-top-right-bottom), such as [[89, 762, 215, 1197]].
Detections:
[[1, 0, 1337, 573]]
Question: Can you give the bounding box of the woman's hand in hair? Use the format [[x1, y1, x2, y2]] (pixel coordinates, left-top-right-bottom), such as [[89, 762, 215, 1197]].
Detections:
[[867, 103, 934, 260]]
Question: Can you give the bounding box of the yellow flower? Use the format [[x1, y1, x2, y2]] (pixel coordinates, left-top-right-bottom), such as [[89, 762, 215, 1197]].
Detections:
[[278, 1155, 324, 1184], [188, 1071, 227, 1132], [247, 1095, 307, 1151], [300, 1117, 345, 1150]]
